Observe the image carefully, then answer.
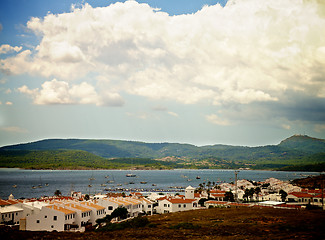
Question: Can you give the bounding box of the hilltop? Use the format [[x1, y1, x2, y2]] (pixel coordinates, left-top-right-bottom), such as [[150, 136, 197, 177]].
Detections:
[[1, 207, 324, 240], [0, 135, 324, 171]]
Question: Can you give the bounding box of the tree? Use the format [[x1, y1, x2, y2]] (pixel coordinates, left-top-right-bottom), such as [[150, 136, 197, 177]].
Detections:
[[198, 198, 208, 207], [243, 189, 249, 202], [224, 191, 234, 202], [54, 189, 61, 196], [279, 189, 287, 202], [84, 194, 90, 201], [111, 207, 128, 220], [255, 187, 261, 201], [248, 188, 255, 201]]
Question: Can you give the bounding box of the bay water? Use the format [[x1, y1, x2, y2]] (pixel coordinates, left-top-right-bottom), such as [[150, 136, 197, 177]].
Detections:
[[0, 168, 319, 199]]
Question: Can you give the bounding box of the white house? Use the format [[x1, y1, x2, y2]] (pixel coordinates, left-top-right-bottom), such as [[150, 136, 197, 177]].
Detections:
[[155, 186, 200, 214], [156, 198, 199, 214], [79, 202, 106, 225], [287, 192, 314, 204], [139, 197, 154, 215], [94, 198, 122, 215], [65, 203, 92, 228], [25, 204, 77, 232], [0, 205, 24, 225], [185, 186, 195, 199]]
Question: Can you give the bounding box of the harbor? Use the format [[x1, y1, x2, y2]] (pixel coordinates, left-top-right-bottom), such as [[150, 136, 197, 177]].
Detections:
[[0, 168, 319, 199]]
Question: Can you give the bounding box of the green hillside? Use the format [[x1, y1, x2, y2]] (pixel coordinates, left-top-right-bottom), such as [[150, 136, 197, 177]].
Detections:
[[279, 135, 325, 154], [0, 150, 180, 170], [0, 135, 324, 171]]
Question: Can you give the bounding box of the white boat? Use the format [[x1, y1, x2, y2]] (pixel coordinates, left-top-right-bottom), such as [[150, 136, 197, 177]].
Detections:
[[126, 173, 136, 177]]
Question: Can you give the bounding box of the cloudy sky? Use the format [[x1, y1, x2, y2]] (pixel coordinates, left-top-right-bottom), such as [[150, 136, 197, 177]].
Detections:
[[0, 0, 325, 147]]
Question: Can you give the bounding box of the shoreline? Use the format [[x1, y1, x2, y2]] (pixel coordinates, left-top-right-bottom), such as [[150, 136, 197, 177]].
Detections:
[[0, 166, 322, 173]]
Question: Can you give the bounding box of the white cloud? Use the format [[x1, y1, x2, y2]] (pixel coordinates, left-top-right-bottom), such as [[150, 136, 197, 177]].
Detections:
[[18, 79, 124, 106], [1, 0, 325, 107], [206, 114, 231, 126], [0, 44, 22, 54], [1, 126, 28, 133], [314, 124, 325, 133], [281, 124, 291, 130], [126, 112, 150, 120], [168, 111, 178, 117]]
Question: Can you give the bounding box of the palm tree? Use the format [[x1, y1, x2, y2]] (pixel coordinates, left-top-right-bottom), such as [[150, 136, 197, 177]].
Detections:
[[54, 189, 62, 197], [255, 187, 261, 201], [248, 188, 255, 201], [224, 191, 234, 202], [279, 189, 287, 202]]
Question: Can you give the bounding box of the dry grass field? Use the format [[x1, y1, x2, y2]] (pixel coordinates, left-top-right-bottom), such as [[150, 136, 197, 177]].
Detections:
[[1, 206, 324, 240]]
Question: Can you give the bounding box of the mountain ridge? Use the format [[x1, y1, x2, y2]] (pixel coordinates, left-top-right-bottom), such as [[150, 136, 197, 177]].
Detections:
[[1, 135, 324, 171]]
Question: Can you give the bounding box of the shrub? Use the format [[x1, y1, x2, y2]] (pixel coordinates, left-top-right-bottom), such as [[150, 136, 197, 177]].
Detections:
[[169, 222, 200, 230], [96, 216, 150, 232]]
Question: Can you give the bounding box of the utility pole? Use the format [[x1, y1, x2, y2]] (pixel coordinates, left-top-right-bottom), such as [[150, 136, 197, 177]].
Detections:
[[235, 171, 239, 202], [321, 173, 324, 210]]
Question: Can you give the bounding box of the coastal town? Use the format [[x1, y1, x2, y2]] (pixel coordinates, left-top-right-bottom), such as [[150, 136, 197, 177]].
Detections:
[[0, 176, 324, 232]]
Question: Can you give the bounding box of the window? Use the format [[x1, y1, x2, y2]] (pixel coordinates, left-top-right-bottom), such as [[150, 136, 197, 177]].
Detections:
[[51, 225, 54, 228], [36, 220, 40, 223], [44, 215, 47, 218], [183, 204, 186, 208], [148, 205, 151, 208], [178, 204, 181, 208], [108, 206, 113, 210], [53, 216, 57, 221]]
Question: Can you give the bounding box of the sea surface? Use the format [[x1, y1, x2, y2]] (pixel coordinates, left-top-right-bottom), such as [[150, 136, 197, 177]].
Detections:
[[0, 168, 319, 199]]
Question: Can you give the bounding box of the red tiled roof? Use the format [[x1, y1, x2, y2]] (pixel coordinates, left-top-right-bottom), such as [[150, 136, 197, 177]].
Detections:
[[314, 193, 325, 198], [156, 196, 167, 201], [0, 200, 11, 206], [166, 198, 196, 204], [210, 190, 226, 193], [6, 200, 19, 204], [288, 192, 313, 198], [131, 192, 143, 196], [211, 193, 225, 197], [301, 189, 322, 194]]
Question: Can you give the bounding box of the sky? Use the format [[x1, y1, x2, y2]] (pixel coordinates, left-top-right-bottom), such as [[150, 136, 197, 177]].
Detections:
[[0, 0, 325, 147]]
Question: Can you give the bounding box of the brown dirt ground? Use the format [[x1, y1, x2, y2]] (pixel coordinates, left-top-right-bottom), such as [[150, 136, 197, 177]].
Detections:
[[1, 207, 324, 240]]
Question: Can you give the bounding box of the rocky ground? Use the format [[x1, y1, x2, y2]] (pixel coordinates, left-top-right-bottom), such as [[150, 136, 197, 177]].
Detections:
[[1, 206, 324, 240]]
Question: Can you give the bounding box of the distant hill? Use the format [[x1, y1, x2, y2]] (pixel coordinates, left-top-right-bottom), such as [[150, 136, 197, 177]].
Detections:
[[279, 135, 325, 154], [1, 135, 324, 171]]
